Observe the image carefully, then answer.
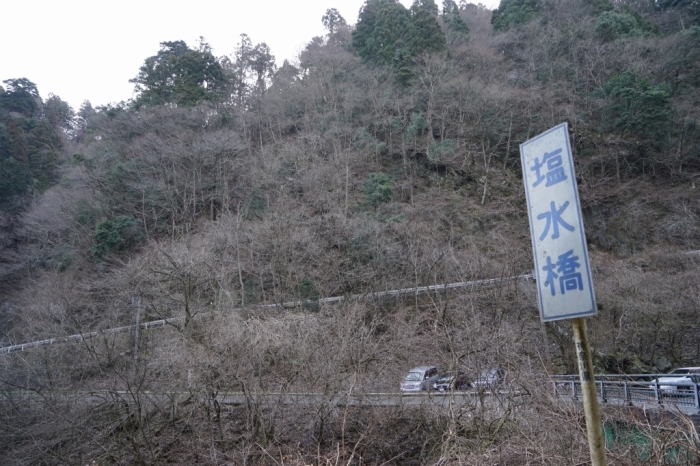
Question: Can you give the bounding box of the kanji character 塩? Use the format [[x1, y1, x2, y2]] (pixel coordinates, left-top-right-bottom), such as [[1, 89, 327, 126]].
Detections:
[[531, 148, 567, 188]]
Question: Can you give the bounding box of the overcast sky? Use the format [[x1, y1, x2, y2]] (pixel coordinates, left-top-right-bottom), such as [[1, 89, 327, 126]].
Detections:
[[1, 0, 498, 111]]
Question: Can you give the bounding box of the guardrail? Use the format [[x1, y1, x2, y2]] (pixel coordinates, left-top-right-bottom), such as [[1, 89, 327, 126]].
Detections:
[[0, 389, 527, 408], [0, 274, 532, 355], [553, 374, 700, 410]]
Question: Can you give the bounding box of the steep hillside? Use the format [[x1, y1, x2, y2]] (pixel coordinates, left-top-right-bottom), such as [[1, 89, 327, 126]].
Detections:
[[1, 0, 699, 464]]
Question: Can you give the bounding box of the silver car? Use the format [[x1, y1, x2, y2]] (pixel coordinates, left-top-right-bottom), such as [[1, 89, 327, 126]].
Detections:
[[400, 366, 439, 392], [473, 368, 505, 389], [650, 367, 700, 393]]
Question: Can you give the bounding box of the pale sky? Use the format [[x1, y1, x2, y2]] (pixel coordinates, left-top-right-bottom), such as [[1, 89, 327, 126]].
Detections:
[[1, 0, 498, 111]]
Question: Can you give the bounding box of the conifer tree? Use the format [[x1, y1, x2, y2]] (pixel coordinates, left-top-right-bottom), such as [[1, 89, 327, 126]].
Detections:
[[353, 0, 412, 66], [352, 0, 447, 79], [44, 94, 75, 132], [491, 0, 541, 32], [442, 0, 469, 43], [4, 118, 29, 168], [322, 8, 347, 34], [130, 40, 227, 108], [0, 78, 41, 117], [410, 0, 446, 55]]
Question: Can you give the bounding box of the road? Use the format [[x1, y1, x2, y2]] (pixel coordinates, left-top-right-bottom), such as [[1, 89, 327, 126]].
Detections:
[[1, 388, 526, 409]]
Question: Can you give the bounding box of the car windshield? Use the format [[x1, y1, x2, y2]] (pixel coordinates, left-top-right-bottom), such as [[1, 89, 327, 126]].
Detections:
[[437, 374, 453, 383], [669, 369, 689, 375], [404, 372, 423, 381]]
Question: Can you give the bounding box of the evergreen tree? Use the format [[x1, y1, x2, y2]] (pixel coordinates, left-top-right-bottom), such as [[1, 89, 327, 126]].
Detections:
[[76, 101, 95, 132], [599, 71, 672, 146], [131, 40, 228, 108], [322, 8, 347, 34], [410, 0, 447, 55], [223, 34, 277, 106], [491, 0, 541, 33], [353, 0, 447, 78], [44, 93, 75, 132], [442, 0, 459, 15], [413, 0, 440, 15], [0, 157, 31, 205], [0, 79, 64, 203], [442, 0, 469, 42], [5, 118, 29, 168], [0, 123, 10, 159], [353, 0, 413, 66], [249, 43, 276, 97], [0, 78, 41, 117], [27, 118, 61, 190], [226, 34, 254, 106], [352, 0, 386, 61], [91, 215, 144, 259], [362, 172, 394, 207], [594, 7, 659, 42]]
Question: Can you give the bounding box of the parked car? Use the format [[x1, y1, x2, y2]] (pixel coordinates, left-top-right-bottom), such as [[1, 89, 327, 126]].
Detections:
[[473, 368, 505, 389], [649, 367, 700, 393], [433, 371, 471, 391], [400, 366, 440, 392]]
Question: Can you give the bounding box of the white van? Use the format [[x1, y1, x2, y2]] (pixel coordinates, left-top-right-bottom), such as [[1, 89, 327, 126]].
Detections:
[[650, 367, 700, 392]]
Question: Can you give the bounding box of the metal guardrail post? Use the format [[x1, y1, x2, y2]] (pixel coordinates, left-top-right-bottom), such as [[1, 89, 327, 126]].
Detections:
[[654, 379, 661, 404], [694, 383, 699, 409], [599, 381, 607, 403], [571, 380, 577, 400], [623, 382, 630, 404]]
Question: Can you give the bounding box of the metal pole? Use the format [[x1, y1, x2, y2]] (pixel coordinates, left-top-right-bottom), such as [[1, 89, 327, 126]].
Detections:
[[572, 317, 607, 466], [132, 296, 141, 367], [654, 378, 661, 404]]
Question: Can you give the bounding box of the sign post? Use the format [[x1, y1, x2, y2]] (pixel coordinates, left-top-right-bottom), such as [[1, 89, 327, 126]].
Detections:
[[572, 317, 607, 466], [520, 123, 607, 466]]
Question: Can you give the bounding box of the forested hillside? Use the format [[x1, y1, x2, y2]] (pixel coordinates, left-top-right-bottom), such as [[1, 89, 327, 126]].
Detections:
[[1, 0, 699, 464]]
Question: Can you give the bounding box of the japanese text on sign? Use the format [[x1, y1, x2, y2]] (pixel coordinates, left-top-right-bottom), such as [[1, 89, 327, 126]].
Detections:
[[520, 123, 596, 322]]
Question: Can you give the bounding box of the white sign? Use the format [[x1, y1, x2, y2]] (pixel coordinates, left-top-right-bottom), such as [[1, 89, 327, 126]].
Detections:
[[520, 123, 596, 322]]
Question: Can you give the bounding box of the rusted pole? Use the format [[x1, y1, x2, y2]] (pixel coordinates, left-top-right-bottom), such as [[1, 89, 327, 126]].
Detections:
[[572, 317, 607, 466]]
